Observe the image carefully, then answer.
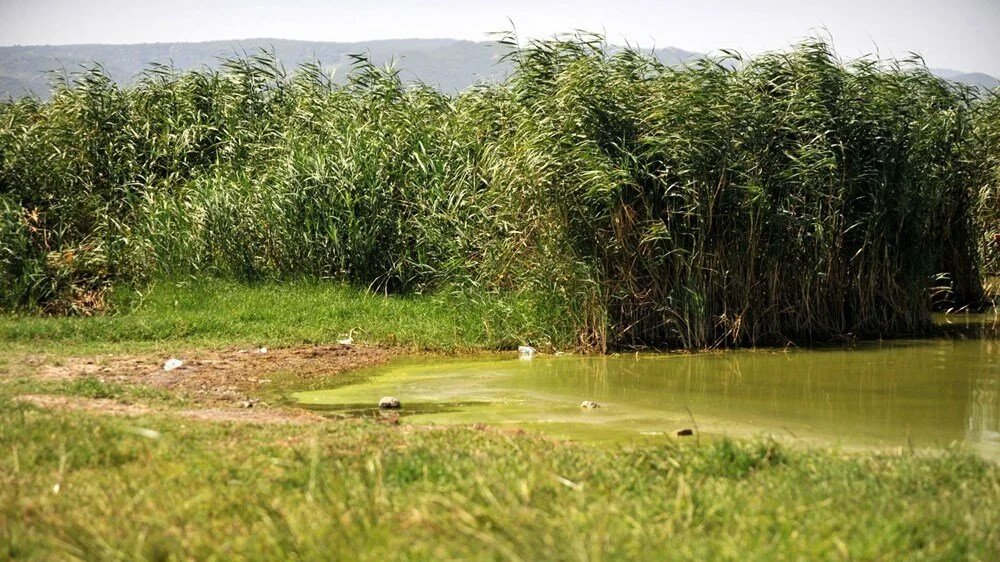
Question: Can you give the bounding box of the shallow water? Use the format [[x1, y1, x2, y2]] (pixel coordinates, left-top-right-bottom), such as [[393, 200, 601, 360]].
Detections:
[[295, 314, 1000, 457]]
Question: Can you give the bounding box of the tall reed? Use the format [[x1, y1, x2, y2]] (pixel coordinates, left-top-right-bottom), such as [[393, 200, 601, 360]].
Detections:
[[0, 36, 993, 347], [975, 93, 1000, 293]]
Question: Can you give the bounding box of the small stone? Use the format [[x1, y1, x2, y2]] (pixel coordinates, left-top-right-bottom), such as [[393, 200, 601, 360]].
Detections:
[[676, 428, 694, 437], [580, 401, 600, 409], [379, 396, 401, 409]]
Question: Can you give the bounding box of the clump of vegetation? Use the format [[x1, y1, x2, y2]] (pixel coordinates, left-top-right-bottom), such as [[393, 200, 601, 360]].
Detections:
[[1, 35, 996, 348]]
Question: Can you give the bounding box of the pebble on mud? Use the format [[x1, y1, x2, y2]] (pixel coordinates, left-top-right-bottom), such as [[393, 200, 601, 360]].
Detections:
[[580, 401, 600, 409], [676, 428, 694, 436], [378, 396, 401, 409]]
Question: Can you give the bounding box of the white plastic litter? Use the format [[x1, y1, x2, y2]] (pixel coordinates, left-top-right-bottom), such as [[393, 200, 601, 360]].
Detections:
[[518, 345, 536, 360], [127, 427, 162, 439], [338, 328, 358, 347], [163, 358, 184, 371], [554, 475, 583, 491]]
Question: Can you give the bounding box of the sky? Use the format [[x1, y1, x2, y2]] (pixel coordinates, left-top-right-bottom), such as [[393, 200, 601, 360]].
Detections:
[[1, 0, 998, 76]]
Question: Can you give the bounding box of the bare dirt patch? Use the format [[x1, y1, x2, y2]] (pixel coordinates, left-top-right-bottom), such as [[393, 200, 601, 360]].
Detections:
[[16, 394, 327, 425], [30, 344, 395, 404]]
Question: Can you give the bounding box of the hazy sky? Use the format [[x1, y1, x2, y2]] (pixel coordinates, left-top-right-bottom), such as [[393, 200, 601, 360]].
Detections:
[[1, 0, 998, 75]]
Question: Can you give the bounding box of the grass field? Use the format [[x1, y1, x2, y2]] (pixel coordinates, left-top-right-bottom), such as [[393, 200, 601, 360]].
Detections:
[[2, 391, 998, 561], [0, 279, 574, 354], [2, 281, 999, 560]]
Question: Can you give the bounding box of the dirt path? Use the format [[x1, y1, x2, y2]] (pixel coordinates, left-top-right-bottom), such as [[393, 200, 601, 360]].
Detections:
[[15, 394, 328, 425], [10, 344, 397, 424]]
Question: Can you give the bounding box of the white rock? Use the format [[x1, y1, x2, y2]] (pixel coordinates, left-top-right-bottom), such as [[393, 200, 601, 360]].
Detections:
[[163, 358, 184, 371], [378, 396, 401, 409], [518, 345, 536, 360], [258, 347, 268, 354]]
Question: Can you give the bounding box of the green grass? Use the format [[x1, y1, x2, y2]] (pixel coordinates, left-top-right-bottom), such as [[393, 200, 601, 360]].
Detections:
[[3, 375, 180, 405], [1, 393, 997, 561], [0, 279, 571, 354]]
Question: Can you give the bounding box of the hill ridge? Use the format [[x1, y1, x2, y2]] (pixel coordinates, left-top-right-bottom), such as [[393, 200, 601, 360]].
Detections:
[[1, 37, 995, 98]]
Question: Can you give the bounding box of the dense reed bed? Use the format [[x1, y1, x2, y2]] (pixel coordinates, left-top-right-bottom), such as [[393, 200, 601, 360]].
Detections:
[[1, 36, 996, 349], [977, 94, 1000, 291]]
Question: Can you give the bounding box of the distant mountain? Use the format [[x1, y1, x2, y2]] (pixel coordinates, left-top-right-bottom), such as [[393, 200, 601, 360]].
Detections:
[[0, 38, 699, 99], [930, 68, 1000, 89], [0, 38, 507, 97], [0, 38, 993, 99]]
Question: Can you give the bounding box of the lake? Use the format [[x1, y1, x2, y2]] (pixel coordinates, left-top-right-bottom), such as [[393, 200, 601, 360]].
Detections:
[[296, 314, 1000, 458]]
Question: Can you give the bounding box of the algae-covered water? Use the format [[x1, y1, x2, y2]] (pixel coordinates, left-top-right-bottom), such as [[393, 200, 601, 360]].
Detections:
[[295, 314, 1000, 457]]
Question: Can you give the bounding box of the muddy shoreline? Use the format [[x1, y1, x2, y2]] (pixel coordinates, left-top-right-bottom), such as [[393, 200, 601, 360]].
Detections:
[[9, 344, 398, 424]]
